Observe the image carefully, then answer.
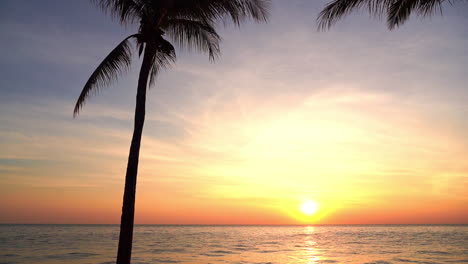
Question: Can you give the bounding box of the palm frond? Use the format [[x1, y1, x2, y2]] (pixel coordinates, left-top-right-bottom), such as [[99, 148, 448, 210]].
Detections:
[[388, 0, 445, 29], [317, 0, 393, 30], [319, 0, 465, 30], [164, 19, 220, 61], [74, 34, 138, 117], [148, 37, 176, 88], [92, 0, 142, 24], [231, 0, 271, 23], [169, 0, 270, 25]]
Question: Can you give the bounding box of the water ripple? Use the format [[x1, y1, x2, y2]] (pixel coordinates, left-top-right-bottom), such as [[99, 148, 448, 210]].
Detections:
[[0, 225, 466, 264]]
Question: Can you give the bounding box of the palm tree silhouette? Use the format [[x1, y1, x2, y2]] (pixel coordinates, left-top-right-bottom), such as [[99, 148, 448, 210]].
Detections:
[[73, 1, 269, 263], [318, 0, 466, 30]]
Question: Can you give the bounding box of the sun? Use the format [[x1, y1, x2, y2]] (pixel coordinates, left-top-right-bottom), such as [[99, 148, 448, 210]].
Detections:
[[300, 200, 319, 215]]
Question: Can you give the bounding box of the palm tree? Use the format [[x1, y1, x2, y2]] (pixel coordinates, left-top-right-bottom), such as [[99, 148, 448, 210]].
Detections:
[[73, 1, 269, 263], [318, 0, 466, 30]]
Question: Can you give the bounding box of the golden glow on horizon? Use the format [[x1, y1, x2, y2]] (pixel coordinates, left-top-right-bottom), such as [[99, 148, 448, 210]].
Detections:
[[301, 200, 319, 215]]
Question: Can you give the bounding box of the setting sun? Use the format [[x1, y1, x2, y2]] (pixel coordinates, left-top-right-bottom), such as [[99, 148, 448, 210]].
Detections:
[[300, 200, 319, 215]]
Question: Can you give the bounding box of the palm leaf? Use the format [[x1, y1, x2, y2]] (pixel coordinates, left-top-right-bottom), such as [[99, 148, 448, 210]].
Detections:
[[318, 0, 465, 30], [227, 0, 271, 23], [317, 0, 394, 30], [148, 37, 176, 88], [74, 34, 138, 117], [164, 19, 220, 61], [388, 0, 445, 29], [169, 0, 270, 25]]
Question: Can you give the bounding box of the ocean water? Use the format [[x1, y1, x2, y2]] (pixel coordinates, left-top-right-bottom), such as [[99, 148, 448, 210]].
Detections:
[[0, 225, 467, 264]]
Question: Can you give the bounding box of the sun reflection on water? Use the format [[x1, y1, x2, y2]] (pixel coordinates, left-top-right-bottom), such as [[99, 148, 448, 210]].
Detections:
[[304, 226, 320, 264]]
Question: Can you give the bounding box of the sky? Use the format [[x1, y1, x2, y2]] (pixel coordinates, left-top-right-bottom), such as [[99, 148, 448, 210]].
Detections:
[[0, 0, 467, 225]]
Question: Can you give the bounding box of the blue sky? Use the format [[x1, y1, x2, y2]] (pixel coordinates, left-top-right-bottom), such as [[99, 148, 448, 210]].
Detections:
[[1, 0, 467, 224]]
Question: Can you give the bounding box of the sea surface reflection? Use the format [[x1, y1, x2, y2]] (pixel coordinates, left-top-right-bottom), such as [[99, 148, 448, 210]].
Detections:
[[1, 224, 467, 264]]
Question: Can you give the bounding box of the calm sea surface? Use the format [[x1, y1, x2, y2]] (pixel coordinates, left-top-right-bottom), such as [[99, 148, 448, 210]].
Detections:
[[0, 225, 467, 264]]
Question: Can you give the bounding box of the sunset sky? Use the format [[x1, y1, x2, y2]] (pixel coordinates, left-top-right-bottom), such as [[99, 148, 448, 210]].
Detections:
[[1, 0, 467, 224]]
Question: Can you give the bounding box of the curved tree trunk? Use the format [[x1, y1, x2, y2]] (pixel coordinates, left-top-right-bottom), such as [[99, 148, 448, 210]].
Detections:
[[116, 45, 155, 264]]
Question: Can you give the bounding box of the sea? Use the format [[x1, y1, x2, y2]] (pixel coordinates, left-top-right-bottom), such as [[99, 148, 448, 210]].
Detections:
[[0, 225, 467, 264]]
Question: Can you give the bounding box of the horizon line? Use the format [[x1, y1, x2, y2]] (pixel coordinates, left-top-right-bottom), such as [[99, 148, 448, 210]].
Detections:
[[1, 223, 467, 226]]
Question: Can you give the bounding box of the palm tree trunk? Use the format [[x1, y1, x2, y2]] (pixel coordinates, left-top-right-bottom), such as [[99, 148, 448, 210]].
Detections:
[[116, 45, 155, 264]]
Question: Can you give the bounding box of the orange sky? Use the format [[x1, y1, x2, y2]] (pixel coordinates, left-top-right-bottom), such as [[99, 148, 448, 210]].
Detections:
[[2, 88, 467, 224]]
